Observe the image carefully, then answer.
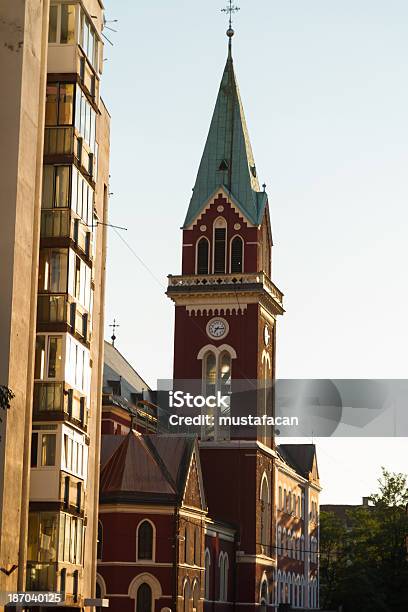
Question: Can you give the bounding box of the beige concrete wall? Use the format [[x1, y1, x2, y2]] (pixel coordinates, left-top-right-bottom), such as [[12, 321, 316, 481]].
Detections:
[[82, 99, 110, 607], [0, 0, 49, 597]]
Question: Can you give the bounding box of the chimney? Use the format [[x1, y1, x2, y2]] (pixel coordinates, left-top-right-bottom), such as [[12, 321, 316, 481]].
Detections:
[[362, 496, 370, 507]]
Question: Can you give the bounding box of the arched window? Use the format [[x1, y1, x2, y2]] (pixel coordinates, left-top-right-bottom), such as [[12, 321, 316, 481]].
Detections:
[[204, 352, 217, 397], [277, 526, 282, 555], [183, 579, 190, 612], [260, 576, 268, 611], [218, 552, 229, 601], [194, 526, 200, 565], [97, 520, 103, 560], [192, 579, 199, 611], [184, 525, 189, 565], [219, 351, 231, 402], [137, 583, 152, 612], [204, 549, 211, 599], [260, 474, 270, 552], [196, 237, 209, 274], [213, 218, 226, 273], [230, 236, 243, 273], [137, 520, 154, 561]]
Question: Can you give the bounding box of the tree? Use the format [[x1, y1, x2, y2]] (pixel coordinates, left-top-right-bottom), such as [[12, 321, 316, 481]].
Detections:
[[0, 385, 15, 443], [320, 468, 408, 612]]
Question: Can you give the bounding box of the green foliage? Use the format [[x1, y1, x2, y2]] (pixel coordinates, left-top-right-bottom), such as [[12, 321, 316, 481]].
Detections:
[[0, 385, 14, 411], [320, 468, 408, 612]]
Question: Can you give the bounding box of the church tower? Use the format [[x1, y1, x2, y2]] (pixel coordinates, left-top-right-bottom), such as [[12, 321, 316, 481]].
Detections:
[[167, 31, 284, 446], [166, 25, 285, 607]]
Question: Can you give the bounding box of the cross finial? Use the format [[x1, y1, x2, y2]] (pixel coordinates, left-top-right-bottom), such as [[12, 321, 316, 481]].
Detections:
[[221, 1, 240, 48], [109, 318, 120, 346]]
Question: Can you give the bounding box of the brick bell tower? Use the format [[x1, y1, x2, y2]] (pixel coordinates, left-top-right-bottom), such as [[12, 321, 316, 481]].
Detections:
[[167, 28, 285, 608]]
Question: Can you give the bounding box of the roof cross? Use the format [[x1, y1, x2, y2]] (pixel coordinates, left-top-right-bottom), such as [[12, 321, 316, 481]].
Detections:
[[109, 318, 120, 347], [221, 1, 240, 30]]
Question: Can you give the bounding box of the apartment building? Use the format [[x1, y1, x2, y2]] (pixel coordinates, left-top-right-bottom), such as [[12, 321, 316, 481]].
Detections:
[[0, 1, 110, 609]]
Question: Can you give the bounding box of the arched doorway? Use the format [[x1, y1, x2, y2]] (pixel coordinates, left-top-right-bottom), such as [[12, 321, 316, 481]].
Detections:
[[137, 583, 152, 612]]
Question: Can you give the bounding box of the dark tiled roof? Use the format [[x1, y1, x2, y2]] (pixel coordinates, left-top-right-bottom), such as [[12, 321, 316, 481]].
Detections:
[[277, 444, 317, 479], [100, 433, 199, 505]]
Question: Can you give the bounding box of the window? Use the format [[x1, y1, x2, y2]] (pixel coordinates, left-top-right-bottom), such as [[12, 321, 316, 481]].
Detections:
[[38, 249, 68, 293], [45, 83, 74, 126], [80, 8, 98, 69], [27, 512, 58, 562], [47, 336, 63, 379], [260, 474, 270, 551], [194, 526, 200, 565], [214, 226, 226, 273], [183, 580, 190, 612], [60, 568, 66, 595], [219, 552, 229, 601], [76, 482, 81, 512], [137, 583, 152, 612], [204, 549, 211, 599], [230, 236, 243, 272], [73, 570, 79, 602], [192, 580, 199, 612], [97, 521, 103, 560], [197, 237, 209, 274], [48, 4, 75, 45], [31, 433, 38, 467], [278, 486, 282, 510], [41, 434, 56, 466], [63, 476, 70, 508], [42, 166, 71, 209], [75, 87, 97, 152], [137, 520, 154, 561]]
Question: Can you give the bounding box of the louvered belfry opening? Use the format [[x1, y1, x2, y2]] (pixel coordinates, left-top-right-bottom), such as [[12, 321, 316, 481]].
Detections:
[[231, 236, 243, 273], [214, 228, 226, 273], [197, 238, 209, 274]]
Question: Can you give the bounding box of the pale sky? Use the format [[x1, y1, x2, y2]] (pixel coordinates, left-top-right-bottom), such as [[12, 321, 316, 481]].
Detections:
[[102, 0, 408, 504]]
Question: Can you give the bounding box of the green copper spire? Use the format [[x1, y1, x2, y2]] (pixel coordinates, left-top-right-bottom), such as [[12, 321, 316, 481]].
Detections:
[[183, 42, 268, 228]]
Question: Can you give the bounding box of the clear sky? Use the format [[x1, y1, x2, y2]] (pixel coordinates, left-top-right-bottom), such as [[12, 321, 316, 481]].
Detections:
[[101, 0, 408, 504]]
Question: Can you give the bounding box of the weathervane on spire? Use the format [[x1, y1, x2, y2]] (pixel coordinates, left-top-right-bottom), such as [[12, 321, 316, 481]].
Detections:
[[221, 1, 240, 41]]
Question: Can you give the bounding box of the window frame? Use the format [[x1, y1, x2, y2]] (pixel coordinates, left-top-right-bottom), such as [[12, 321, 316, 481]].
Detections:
[[136, 519, 156, 563]]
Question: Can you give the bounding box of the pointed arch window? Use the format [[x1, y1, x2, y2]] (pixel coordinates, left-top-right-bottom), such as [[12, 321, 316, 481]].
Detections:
[[137, 583, 152, 612], [137, 520, 154, 561], [197, 237, 209, 274], [183, 579, 190, 612], [230, 236, 243, 273], [213, 218, 227, 273], [260, 474, 270, 553], [204, 549, 211, 599]]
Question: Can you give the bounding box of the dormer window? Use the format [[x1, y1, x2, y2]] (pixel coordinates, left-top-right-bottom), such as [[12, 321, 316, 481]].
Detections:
[[218, 160, 229, 171]]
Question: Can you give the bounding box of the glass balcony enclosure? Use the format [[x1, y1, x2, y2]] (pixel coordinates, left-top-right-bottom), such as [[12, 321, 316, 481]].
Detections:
[[31, 424, 88, 481], [48, 2, 100, 73], [34, 332, 91, 398]]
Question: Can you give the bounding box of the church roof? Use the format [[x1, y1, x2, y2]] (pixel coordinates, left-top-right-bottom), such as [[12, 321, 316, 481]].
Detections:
[[183, 47, 268, 228], [100, 432, 202, 505], [277, 444, 319, 480]]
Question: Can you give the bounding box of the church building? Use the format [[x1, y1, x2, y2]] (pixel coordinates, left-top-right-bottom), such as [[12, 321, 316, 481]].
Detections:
[[97, 25, 320, 612]]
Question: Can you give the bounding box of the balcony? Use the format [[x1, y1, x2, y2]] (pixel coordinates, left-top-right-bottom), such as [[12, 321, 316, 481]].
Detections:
[[167, 272, 284, 314], [37, 294, 90, 342], [41, 209, 92, 258], [33, 382, 88, 428], [44, 127, 95, 179]]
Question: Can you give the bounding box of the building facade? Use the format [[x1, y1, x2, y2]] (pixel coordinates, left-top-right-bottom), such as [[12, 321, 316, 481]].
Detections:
[[0, 1, 110, 609]]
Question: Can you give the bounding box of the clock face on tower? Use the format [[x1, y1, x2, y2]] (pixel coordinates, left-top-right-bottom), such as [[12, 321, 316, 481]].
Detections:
[[206, 317, 229, 340]]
